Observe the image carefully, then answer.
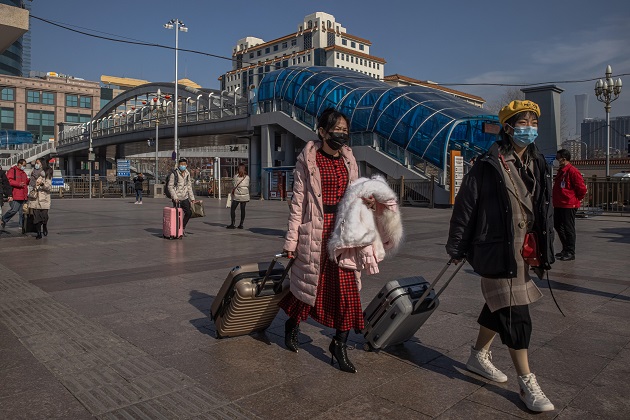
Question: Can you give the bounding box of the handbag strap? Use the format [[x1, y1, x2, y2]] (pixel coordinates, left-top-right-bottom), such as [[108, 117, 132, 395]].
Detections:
[[498, 154, 529, 230]]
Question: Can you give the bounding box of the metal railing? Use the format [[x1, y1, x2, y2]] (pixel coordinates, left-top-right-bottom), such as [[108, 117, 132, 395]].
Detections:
[[387, 176, 434, 207], [57, 103, 250, 148], [580, 176, 630, 216], [0, 142, 56, 167]]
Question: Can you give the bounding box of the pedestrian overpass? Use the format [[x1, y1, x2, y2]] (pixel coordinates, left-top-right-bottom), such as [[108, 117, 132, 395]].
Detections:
[[5, 67, 500, 203]]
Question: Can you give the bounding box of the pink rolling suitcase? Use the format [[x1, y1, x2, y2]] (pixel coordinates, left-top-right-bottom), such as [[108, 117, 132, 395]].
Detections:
[[163, 203, 183, 239]]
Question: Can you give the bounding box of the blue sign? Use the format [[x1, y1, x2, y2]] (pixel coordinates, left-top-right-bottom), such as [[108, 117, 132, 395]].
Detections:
[[52, 178, 64, 187], [117, 159, 130, 177]]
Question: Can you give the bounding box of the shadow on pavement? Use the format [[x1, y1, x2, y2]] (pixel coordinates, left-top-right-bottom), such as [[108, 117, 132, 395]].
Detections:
[[539, 278, 630, 302], [188, 289, 216, 337], [248, 227, 286, 237], [597, 227, 630, 244], [145, 227, 164, 238]]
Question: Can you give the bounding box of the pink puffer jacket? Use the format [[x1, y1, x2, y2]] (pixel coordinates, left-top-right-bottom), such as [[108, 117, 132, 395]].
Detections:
[[283, 140, 359, 306]]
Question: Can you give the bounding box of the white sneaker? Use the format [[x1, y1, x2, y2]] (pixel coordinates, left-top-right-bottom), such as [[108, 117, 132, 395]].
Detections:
[[518, 373, 554, 412], [134, 201, 138, 204], [138, 201, 143, 205], [466, 346, 508, 382]]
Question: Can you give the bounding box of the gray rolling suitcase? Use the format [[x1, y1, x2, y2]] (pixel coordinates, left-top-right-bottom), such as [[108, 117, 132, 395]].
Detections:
[[210, 253, 294, 339], [363, 260, 464, 351]]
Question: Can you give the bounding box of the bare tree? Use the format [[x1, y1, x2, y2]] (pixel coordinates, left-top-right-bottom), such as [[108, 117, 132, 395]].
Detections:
[[485, 88, 525, 115]]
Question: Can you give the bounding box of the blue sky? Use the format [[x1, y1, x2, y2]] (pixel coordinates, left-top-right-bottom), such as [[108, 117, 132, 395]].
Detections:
[[29, 0, 630, 137]]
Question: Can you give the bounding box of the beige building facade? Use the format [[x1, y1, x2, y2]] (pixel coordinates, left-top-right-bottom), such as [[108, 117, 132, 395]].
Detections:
[[0, 73, 100, 143]]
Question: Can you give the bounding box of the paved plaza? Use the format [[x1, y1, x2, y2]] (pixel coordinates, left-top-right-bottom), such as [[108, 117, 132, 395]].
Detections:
[[0, 197, 629, 419]]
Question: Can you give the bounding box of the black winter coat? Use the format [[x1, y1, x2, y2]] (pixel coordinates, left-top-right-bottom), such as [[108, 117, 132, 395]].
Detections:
[[133, 176, 144, 191], [0, 169, 11, 205], [446, 142, 555, 278]]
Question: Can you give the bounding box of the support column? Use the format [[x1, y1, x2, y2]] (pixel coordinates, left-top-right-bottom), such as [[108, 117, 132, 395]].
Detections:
[[249, 134, 261, 198], [521, 85, 564, 157], [260, 125, 274, 200], [66, 156, 76, 177], [282, 132, 296, 166]]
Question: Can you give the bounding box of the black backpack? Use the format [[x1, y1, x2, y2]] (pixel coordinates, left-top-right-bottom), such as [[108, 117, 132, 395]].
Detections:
[[164, 170, 178, 199]]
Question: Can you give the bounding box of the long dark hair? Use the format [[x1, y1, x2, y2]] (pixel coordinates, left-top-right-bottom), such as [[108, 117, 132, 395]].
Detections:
[[497, 111, 539, 161], [316, 108, 350, 141]]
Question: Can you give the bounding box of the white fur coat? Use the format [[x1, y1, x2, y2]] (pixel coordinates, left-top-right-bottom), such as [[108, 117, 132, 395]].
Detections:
[[328, 175, 403, 287]]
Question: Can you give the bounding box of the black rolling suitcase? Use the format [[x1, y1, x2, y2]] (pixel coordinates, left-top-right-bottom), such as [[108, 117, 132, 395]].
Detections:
[[363, 260, 464, 351], [210, 253, 295, 338], [22, 213, 37, 234]]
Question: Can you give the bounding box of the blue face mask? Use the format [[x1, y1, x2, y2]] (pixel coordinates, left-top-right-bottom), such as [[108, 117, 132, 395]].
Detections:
[[35, 164, 41, 170], [511, 126, 538, 147], [179, 165, 187, 171]]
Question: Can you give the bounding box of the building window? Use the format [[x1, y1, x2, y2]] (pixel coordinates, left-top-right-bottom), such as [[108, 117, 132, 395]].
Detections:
[[249, 53, 254, 58], [66, 94, 78, 107], [360, 59, 363, 66], [273, 45, 278, 51], [42, 92, 54, 105], [297, 57, 301, 64], [27, 110, 55, 143], [1, 107, 15, 129], [282, 42, 287, 49], [377, 63, 380, 69], [342, 39, 347, 46], [351, 57, 354, 63], [282, 60, 288, 67], [1, 88, 14, 101], [359, 44, 364, 51], [80, 97, 92, 109], [308, 20, 313, 29], [291, 39, 297, 46], [327, 20, 332, 28], [66, 113, 90, 124], [27, 90, 40, 103], [307, 54, 311, 61], [257, 50, 261, 56], [351, 41, 356, 48], [292, 59, 296, 65], [336, 52, 339, 59], [265, 47, 270, 54]]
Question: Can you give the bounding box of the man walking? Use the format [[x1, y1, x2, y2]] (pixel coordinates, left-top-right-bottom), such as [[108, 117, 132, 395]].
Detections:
[[167, 158, 196, 235], [1, 159, 29, 230], [553, 149, 587, 261]]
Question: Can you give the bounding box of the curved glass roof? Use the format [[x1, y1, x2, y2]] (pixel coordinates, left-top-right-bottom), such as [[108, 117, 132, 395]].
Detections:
[[257, 66, 499, 169]]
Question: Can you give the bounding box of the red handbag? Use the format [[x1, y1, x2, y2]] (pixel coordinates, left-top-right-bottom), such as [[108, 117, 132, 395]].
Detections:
[[522, 232, 540, 267]]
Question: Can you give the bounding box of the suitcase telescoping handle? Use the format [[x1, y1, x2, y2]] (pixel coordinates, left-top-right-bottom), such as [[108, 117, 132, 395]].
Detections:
[[256, 252, 295, 297], [415, 258, 465, 306]]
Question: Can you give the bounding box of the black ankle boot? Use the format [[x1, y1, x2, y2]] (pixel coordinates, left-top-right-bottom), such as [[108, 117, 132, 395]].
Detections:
[[329, 338, 357, 373], [284, 319, 300, 353]]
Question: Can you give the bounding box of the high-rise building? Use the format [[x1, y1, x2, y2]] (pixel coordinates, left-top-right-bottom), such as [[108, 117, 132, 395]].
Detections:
[[0, 0, 29, 77], [220, 12, 386, 97], [575, 94, 588, 135], [581, 116, 630, 158]]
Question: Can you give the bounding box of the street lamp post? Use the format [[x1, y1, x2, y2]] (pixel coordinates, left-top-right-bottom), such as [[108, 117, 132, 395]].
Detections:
[[145, 89, 169, 181], [164, 19, 188, 163], [594, 65, 623, 177]]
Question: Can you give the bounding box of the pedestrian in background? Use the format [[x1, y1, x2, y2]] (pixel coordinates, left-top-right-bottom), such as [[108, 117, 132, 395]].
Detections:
[[446, 100, 556, 412], [1, 158, 28, 230], [552, 149, 587, 261], [28, 161, 53, 239], [226, 164, 250, 229], [133, 172, 145, 204], [0, 167, 12, 222], [29, 158, 46, 189], [167, 157, 196, 235]]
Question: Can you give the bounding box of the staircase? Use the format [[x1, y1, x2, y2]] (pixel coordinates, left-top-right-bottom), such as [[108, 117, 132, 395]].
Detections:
[[0, 142, 56, 169]]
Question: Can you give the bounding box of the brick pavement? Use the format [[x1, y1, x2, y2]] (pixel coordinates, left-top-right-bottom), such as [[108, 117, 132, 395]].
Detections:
[[0, 198, 628, 419]]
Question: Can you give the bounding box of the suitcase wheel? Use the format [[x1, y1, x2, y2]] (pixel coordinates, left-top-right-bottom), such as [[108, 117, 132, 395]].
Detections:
[[363, 342, 375, 352]]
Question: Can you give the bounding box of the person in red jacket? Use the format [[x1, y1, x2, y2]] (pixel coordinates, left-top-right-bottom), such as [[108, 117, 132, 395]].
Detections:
[[1, 159, 29, 230], [552, 149, 587, 261]]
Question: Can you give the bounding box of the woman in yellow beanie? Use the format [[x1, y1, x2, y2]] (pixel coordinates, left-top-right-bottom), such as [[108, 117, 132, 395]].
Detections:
[[446, 100, 556, 412]]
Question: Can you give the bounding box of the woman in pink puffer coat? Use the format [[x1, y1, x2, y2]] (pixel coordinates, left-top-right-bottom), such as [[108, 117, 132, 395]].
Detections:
[[279, 108, 373, 373]]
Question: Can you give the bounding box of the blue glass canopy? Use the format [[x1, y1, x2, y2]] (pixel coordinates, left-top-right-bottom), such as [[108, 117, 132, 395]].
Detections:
[[257, 66, 499, 169]]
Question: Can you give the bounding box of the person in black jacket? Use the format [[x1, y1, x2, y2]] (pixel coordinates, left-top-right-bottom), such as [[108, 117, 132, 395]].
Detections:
[[133, 172, 144, 204], [446, 100, 555, 413], [0, 168, 12, 224]]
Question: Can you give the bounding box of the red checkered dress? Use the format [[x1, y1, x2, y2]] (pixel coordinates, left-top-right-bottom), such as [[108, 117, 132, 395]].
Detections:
[[279, 149, 364, 331]]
